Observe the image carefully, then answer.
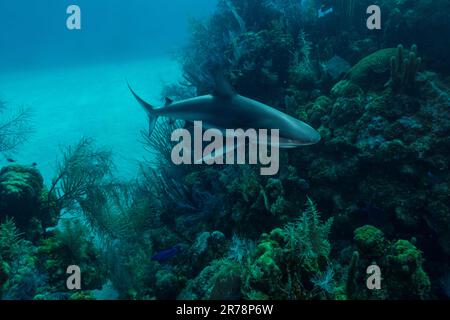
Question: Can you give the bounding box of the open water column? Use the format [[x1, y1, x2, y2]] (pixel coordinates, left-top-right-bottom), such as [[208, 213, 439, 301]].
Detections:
[[0, 0, 216, 181]]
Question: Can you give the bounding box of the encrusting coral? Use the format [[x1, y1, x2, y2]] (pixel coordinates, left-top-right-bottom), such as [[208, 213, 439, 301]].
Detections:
[[345, 225, 431, 299]]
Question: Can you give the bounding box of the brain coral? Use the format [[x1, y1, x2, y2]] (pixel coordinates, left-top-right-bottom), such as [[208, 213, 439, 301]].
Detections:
[[346, 48, 398, 89], [0, 165, 58, 239]]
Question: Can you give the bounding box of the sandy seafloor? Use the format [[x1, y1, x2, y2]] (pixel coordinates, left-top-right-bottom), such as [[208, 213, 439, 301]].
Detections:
[[0, 56, 181, 183]]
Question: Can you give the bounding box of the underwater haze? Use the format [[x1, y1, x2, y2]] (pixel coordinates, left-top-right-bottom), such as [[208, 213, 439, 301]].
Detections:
[[0, 0, 216, 181], [0, 0, 450, 302], [0, 0, 217, 69]]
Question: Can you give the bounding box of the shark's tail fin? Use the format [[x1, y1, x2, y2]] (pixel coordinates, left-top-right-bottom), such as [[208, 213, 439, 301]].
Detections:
[[127, 82, 158, 136]]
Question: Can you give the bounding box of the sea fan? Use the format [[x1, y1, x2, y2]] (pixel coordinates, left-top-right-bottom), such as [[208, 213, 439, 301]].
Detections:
[[0, 218, 26, 259], [284, 198, 333, 265], [311, 266, 336, 295], [0, 101, 33, 154], [228, 234, 256, 263]]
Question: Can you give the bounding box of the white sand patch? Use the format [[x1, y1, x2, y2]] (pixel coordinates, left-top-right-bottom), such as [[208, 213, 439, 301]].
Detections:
[[0, 56, 181, 183]]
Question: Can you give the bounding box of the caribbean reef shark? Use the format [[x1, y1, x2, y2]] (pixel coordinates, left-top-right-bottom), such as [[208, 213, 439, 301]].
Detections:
[[128, 76, 321, 148]]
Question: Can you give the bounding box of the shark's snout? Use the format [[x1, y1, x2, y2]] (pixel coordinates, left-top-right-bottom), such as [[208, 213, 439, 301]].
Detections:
[[309, 128, 321, 144], [280, 127, 321, 147], [292, 123, 321, 146], [282, 116, 322, 146]]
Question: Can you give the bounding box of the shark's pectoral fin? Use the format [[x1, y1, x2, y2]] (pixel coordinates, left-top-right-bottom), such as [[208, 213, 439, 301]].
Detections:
[[194, 141, 243, 164]]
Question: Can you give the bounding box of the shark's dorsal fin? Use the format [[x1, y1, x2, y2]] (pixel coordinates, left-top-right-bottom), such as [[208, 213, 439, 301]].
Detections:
[[165, 97, 174, 106], [213, 72, 235, 99]]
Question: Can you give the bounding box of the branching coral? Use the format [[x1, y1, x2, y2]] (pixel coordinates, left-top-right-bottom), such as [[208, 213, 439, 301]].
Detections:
[[0, 218, 25, 261], [0, 218, 43, 300], [284, 198, 333, 270], [37, 219, 107, 292], [0, 101, 33, 154], [311, 265, 336, 295], [241, 199, 335, 300], [48, 137, 114, 212], [140, 120, 185, 167], [45, 138, 158, 244], [289, 31, 318, 87], [75, 179, 158, 243], [389, 44, 422, 92], [228, 234, 256, 264]]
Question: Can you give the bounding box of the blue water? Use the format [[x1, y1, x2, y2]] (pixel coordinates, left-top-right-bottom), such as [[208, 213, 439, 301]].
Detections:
[[0, 0, 216, 182], [0, 0, 216, 70]]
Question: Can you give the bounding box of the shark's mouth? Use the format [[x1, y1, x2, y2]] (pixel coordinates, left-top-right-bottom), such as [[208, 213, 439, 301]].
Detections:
[[278, 138, 318, 148], [251, 137, 318, 148]]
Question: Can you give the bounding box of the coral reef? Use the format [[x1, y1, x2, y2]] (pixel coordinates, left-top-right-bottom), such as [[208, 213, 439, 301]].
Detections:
[[347, 225, 431, 299], [179, 200, 337, 300], [146, 0, 449, 301], [345, 48, 399, 90], [0, 218, 106, 299], [0, 165, 59, 241], [1, 0, 450, 301], [389, 45, 422, 92], [101, 0, 448, 299], [37, 219, 107, 292]]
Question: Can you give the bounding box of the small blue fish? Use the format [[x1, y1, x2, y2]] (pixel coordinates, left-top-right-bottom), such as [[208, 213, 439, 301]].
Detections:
[[151, 245, 183, 262], [427, 171, 442, 186], [318, 5, 334, 18]]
